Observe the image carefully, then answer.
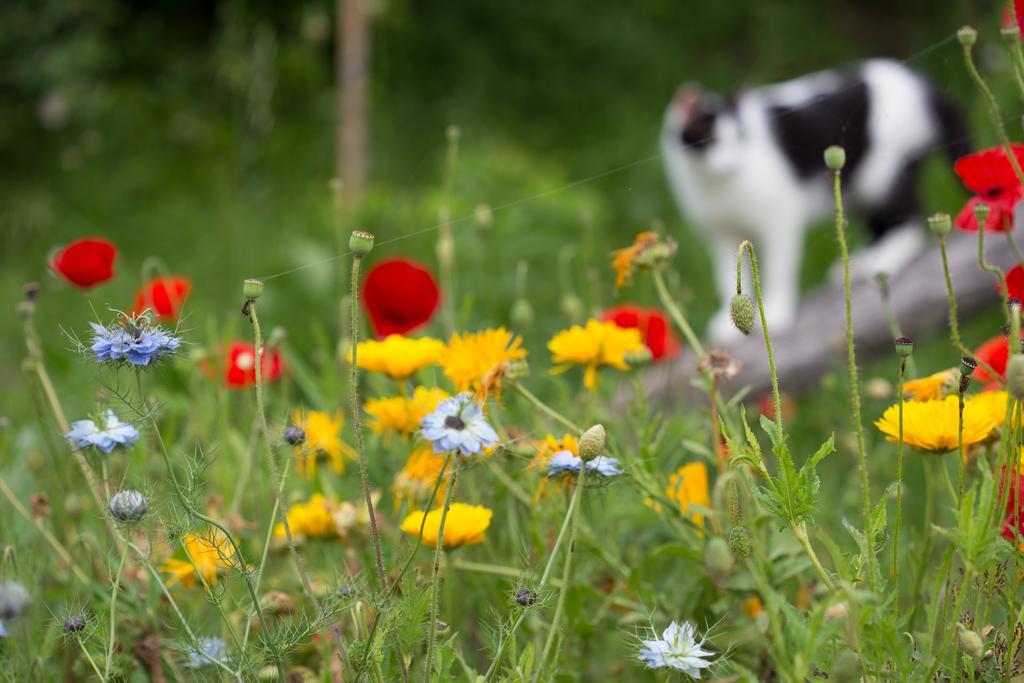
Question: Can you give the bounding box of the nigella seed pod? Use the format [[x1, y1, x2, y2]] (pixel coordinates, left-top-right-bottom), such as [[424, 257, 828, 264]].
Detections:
[[577, 424, 606, 462], [957, 25, 978, 47], [515, 587, 537, 606], [0, 581, 30, 620], [728, 525, 752, 561], [958, 626, 984, 657], [62, 615, 86, 633], [895, 337, 913, 358], [1008, 356, 1024, 401], [823, 145, 846, 171], [960, 356, 977, 378], [243, 278, 264, 301], [730, 294, 755, 335], [704, 537, 734, 586], [349, 230, 375, 257], [284, 424, 306, 446], [927, 213, 952, 237], [108, 489, 148, 522]]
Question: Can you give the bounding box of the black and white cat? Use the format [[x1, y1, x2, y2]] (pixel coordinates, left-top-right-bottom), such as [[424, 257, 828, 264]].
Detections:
[[661, 59, 969, 342]]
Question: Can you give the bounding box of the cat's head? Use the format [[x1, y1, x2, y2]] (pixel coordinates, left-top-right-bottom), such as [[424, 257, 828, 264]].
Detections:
[[663, 83, 742, 172]]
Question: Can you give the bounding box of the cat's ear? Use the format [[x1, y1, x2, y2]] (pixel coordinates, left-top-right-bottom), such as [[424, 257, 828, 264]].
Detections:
[[673, 81, 703, 119]]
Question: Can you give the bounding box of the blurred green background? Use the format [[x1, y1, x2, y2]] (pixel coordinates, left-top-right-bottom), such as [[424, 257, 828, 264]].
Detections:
[[0, 0, 1010, 429]]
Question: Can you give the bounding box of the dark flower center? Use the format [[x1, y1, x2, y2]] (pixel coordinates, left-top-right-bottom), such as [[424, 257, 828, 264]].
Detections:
[[444, 415, 466, 431]]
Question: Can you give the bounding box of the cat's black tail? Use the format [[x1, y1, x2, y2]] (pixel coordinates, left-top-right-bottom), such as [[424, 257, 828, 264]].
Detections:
[[928, 85, 972, 162]]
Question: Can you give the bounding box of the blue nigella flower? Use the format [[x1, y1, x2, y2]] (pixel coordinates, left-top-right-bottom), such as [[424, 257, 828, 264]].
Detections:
[[639, 620, 715, 677], [185, 636, 228, 669], [66, 410, 140, 454], [420, 392, 499, 456], [90, 322, 181, 366], [546, 450, 622, 478]]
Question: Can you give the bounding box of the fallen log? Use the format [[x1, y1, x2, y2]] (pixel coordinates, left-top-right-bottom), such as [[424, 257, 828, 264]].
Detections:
[[639, 230, 1016, 407]]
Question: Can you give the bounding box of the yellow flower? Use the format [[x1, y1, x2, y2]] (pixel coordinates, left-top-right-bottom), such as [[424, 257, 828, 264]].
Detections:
[[611, 231, 660, 289], [903, 369, 956, 401], [874, 393, 1002, 453], [528, 434, 578, 499], [743, 596, 764, 619], [392, 447, 447, 509], [273, 494, 337, 539], [666, 462, 710, 529], [291, 409, 357, 478], [400, 503, 493, 549], [353, 335, 445, 379], [548, 319, 645, 390], [443, 328, 527, 399], [160, 530, 236, 589], [365, 387, 450, 441]]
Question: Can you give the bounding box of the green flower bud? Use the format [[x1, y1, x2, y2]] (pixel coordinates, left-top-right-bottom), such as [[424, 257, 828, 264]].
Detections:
[[973, 202, 990, 230], [1003, 25, 1021, 42], [928, 212, 952, 237], [243, 278, 264, 300], [349, 230, 375, 257], [895, 336, 913, 358], [728, 525, 752, 561], [960, 356, 977, 378], [829, 651, 861, 683], [824, 145, 846, 171], [624, 346, 654, 366], [1008, 355, 1024, 401], [578, 424, 606, 462], [510, 298, 534, 329], [958, 25, 978, 47], [436, 233, 454, 266], [730, 294, 755, 335], [704, 537, 734, 586], [958, 626, 984, 657], [560, 293, 585, 322]]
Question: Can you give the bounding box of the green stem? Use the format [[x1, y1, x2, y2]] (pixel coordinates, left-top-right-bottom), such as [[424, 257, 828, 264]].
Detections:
[[514, 383, 581, 434], [651, 268, 705, 358], [75, 635, 104, 681], [964, 35, 1024, 188], [875, 274, 917, 377], [791, 521, 835, 591], [894, 359, 906, 612], [484, 473, 585, 681], [423, 455, 463, 682], [1007, 229, 1024, 266], [957, 391, 966, 507], [977, 222, 1011, 314], [832, 168, 875, 590], [736, 241, 784, 436], [535, 464, 586, 681], [103, 541, 129, 681]]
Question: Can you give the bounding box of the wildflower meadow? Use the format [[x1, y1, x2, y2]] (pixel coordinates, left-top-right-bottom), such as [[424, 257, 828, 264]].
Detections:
[[6, 2, 1024, 682]]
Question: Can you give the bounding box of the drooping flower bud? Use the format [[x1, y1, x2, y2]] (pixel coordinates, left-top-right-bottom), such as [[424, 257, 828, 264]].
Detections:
[[704, 537, 734, 586], [578, 424, 606, 462], [62, 615, 86, 633], [515, 587, 537, 606], [928, 213, 952, 237], [958, 625, 984, 657], [895, 337, 913, 358], [243, 278, 264, 301], [957, 25, 978, 47], [108, 489, 148, 523], [824, 145, 846, 171], [1008, 355, 1024, 401], [730, 294, 755, 335], [728, 525, 752, 561], [284, 424, 306, 446], [349, 230, 375, 257], [0, 581, 30, 620]]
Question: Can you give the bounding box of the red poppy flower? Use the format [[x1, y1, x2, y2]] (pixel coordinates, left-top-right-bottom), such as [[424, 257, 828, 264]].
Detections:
[[1005, 264, 1024, 302], [601, 304, 681, 361], [223, 341, 282, 388], [50, 237, 117, 289], [972, 332, 1024, 384], [1000, 466, 1024, 541], [953, 144, 1024, 232], [133, 276, 192, 321], [1005, 0, 1024, 34], [362, 258, 441, 337]]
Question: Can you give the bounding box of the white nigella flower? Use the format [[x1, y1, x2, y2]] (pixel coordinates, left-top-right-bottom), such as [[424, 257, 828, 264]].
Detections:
[[639, 620, 715, 678], [420, 392, 499, 456]]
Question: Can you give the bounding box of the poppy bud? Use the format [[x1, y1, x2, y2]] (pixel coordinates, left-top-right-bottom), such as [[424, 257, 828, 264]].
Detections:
[[473, 203, 493, 228], [109, 489, 148, 523], [243, 278, 264, 301], [0, 581, 30, 620], [436, 233, 454, 266], [515, 587, 537, 606], [960, 356, 977, 378], [1008, 356, 1024, 401], [958, 626, 984, 657], [62, 615, 86, 633], [578, 424, 606, 462], [730, 294, 755, 335], [349, 230, 375, 257], [284, 424, 306, 446], [958, 25, 978, 47], [510, 299, 534, 329], [1003, 25, 1021, 41], [560, 293, 585, 322], [895, 337, 913, 358], [928, 213, 952, 237], [829, 651, 861, 683], [446, 124, 461, 144], [624, 346, 654, 366], [704, 537, 734, 586], [824, 145, 846, 171], [728, 525, 751, 561]]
